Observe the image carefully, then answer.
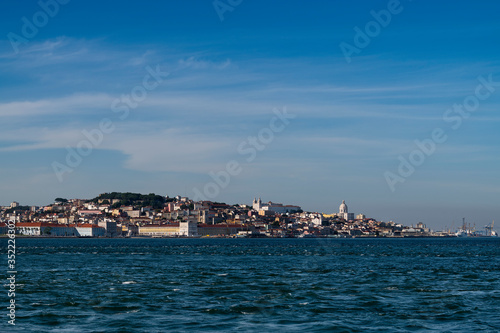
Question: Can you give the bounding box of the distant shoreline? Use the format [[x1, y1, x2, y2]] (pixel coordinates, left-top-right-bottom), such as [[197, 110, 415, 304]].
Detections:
[[2, 235, 497, 239]]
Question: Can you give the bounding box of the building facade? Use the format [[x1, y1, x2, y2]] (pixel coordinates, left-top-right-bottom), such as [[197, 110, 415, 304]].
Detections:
[[338, 200, 354, 221], [98, 220, 118, 237], [75, 224, 106, 237], [138, 224, 180, 236], [179, 221, 198, 237], [252, 197, 301, 214]]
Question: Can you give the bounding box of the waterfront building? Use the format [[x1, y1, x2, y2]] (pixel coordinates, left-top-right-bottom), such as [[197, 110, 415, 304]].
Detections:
[[416, 222, 430, 233], [0, 222, 7, 235], [179, 220, 198, 237], [138, 223, 180, 236], [197, 223, 245, 237], [16, 222, 77, 236], [75, 224, 106, 237]]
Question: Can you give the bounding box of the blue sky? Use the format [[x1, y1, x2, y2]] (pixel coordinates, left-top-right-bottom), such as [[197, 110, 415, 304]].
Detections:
[[1, 0, 499, 230]]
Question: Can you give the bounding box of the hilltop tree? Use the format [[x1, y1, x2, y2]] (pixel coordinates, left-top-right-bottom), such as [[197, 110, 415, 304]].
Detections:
[[91, 192, 166, 209]]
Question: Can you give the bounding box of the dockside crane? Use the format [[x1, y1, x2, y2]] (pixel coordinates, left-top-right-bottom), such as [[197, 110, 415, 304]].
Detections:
[[485, 220, 495, 236]]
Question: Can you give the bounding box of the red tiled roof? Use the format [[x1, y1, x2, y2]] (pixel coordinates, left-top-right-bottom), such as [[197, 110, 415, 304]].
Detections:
[[16, 222, 70, 227], [198, 224, 244, 228], [76, 224, 105, 228], [140, 224, 180, 227]]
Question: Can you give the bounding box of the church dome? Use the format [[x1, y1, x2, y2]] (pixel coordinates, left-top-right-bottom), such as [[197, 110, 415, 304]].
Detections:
[[339, 200, 348, 214]]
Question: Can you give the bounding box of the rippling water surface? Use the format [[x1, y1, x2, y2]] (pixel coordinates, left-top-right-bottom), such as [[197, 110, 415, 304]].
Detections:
[[2, 238, 499, 332]]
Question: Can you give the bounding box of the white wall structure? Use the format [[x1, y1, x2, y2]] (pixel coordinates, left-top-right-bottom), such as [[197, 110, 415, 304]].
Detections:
[[179, 220, 198, 237], [252, 197, 263, 211], [311, 213, 323, 226], [338, 200, 354, 221], [252, 197, 301, 214], [76, 225, 106, 237]]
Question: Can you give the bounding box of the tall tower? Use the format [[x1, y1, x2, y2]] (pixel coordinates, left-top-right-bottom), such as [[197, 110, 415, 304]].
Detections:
[[339, 200, 348, 214], [253, 197, 262, 211]]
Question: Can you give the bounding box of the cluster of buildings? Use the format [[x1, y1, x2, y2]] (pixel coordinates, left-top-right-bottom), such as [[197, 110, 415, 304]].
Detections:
[[0, 194, 449, 238]]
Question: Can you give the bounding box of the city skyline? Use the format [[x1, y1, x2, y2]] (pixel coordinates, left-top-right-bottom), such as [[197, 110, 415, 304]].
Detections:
[[1, 0, 500, 230], [1, 193, 494, 232]]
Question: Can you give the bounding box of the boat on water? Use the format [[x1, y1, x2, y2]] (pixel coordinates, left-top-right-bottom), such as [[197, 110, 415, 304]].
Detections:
[[455, 220, 498, 237], [455, 229, 470, 237], [454, 218, 498, 237]]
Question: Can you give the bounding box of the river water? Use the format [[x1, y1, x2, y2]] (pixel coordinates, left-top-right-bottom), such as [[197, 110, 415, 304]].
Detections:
[[2, 237, 499, 332]]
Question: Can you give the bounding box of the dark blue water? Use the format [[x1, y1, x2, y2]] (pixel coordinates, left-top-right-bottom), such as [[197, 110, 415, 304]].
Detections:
[[1, 238, 499, 332]]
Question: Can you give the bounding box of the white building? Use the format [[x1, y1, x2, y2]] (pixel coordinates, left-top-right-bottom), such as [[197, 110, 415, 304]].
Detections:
[[179, 220, 198, 237], [338, 200, 354, 221], [16, 223, 77, 236], [76, 224, 106, 237], [310, 213, 323, 226], [126, 210, 141, 218], [16, 222, 41, 235], [252, 197, 301, 214], [252, 198, 262, 211]]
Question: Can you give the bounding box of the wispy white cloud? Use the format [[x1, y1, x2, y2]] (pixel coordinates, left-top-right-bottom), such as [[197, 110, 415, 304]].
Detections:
[[1, 37, 499, 217], [178, 56, 232, 70], [0, 93, 112, 117]]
